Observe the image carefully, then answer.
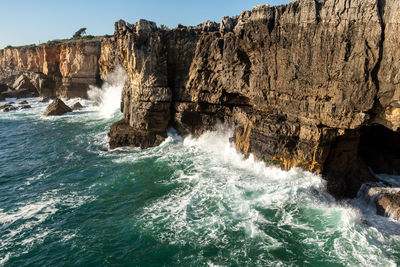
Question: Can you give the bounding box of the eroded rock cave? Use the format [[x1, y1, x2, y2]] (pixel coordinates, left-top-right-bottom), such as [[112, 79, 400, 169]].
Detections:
[[323, 124, 400, 198], [358, 124, 400, 175]]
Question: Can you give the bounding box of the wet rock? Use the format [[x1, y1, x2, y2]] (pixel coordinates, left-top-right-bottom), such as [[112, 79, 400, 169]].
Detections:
[[72, 102, 83, 110], [19, 100, 29, 105], [92, 101, 101, 106], [377, 192, 400, 221], [18, 105, 32, 110], [1, 104, 17, 112], [358, 184, 400, 221], [109, 119, 166, 149], [44, 98, 72, 116]]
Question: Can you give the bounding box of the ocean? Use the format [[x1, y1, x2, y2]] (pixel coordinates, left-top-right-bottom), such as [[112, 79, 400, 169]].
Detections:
[[1, 83, 400, 266]]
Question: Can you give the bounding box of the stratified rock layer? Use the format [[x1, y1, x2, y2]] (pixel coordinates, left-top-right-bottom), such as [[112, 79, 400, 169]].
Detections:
[[108, 0, 400, 199]]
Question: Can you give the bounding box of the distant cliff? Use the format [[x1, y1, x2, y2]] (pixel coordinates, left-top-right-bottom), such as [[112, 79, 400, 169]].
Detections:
[[107, 0, 400, 198], [0, 0, 399, 199], [0, 38, 105, 98]]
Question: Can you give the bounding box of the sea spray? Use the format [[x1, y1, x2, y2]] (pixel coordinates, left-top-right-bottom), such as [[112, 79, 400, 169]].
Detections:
[[88, 65, 127, 118]]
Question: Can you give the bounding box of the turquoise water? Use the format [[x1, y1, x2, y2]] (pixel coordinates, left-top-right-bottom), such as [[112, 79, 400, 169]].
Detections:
[[1, 97, 400, 266]]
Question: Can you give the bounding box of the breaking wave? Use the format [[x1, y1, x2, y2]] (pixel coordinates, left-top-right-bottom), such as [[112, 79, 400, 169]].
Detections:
[[88, 65, 126, 118]]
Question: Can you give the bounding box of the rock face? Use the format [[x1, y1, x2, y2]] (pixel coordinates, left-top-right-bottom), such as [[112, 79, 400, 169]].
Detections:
[[107, 0, 400, 199], [1, 0, 399, 201], [0, 39, 106, 98], [2, 74, 39, 98], [44, 98, 72, 116]]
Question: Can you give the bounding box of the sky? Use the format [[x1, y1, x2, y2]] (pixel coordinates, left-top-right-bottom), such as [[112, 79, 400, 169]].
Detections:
[[0, 0, 289, 49]]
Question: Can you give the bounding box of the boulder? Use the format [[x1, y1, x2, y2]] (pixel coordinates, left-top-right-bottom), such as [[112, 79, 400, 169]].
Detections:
[[44, 98, 72, 116], [72, 102, 83, 110], [19, 100, 29, 105]]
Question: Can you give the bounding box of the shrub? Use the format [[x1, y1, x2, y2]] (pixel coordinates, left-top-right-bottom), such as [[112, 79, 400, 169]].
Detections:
[[72, 28, 87, 39]]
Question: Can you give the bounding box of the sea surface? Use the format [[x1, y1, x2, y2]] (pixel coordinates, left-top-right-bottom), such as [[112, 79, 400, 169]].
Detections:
[[1, 85, 400, 266]]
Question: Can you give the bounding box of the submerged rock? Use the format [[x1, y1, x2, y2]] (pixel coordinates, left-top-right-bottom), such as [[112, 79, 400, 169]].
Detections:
[[44, 98, 72, 116], [72, 102, 83, 111], [19, 100, 29, 105]]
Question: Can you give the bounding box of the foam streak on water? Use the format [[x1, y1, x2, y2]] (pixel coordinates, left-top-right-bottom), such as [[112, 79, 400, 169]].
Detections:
[[0, 98, 400, 266]]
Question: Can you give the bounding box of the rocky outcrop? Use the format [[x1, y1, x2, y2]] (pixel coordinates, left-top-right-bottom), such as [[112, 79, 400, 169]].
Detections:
[[359, 184, 400, 221], [44, 98, 72, 116], [0, 38, 107, 98], [108, 0, 400, 199], [2, 74, 39, 98]]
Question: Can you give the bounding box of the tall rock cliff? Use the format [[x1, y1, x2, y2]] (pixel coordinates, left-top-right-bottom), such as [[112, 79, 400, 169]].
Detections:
[[0, 39, 104, 98], [0, 0, 398, 199], [107, 0, 400, 198]]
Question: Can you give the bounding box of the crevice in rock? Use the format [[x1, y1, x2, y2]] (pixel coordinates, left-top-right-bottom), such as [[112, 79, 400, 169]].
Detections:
[[368, 0, 386, 117]]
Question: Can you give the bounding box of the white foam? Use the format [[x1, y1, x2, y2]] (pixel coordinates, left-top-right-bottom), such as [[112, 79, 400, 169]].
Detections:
[[124, 126, 399, 265], [0, 189, 94, 265], [88, 65, 126, 118]]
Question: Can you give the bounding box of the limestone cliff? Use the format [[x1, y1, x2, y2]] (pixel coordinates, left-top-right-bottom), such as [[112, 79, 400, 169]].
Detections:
[[107, 0, 400, 199], [0, 39, 104, 98], [0, 0, 398, 200]]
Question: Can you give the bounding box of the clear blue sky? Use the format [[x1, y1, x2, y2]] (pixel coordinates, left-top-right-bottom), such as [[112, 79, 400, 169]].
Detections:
[[0, 0, 289, 49]]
